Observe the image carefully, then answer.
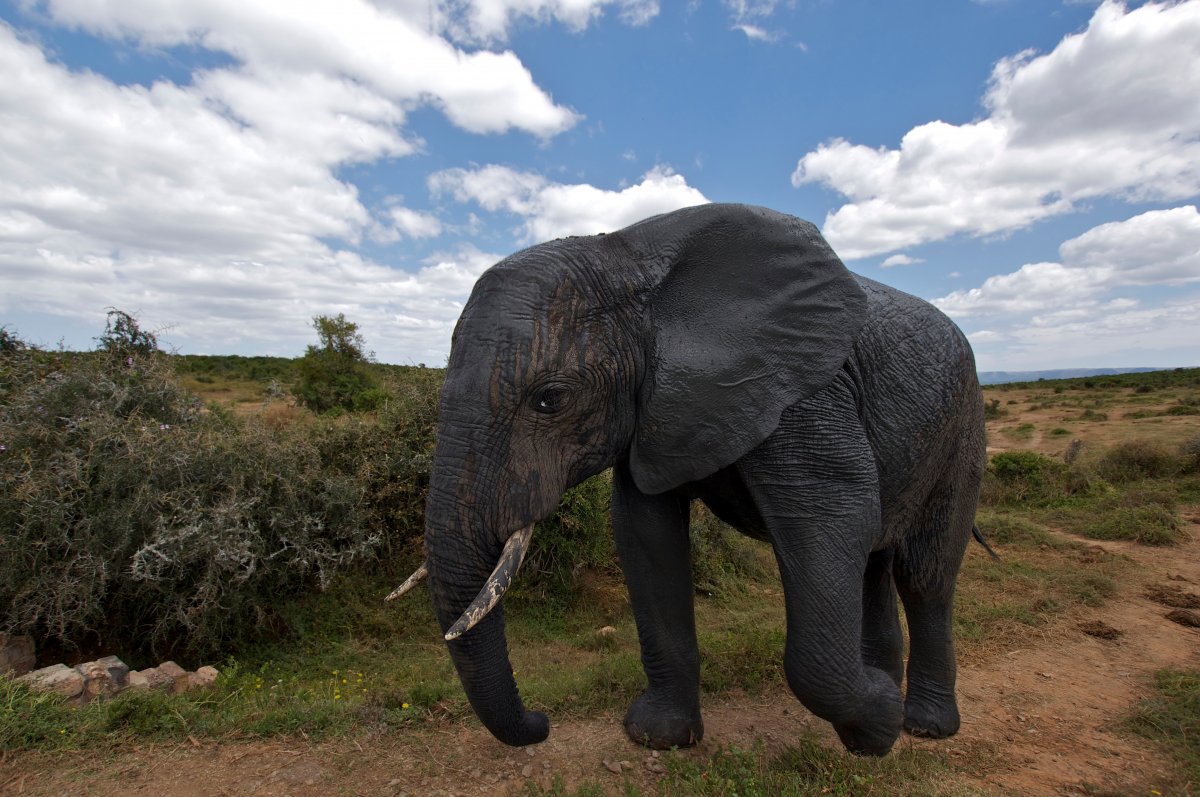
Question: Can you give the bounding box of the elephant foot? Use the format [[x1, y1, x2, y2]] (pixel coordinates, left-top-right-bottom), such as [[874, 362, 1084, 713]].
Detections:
[[830, 670, 904, 757], [623, 691, 703, 750], [903, 689, 960, 739]]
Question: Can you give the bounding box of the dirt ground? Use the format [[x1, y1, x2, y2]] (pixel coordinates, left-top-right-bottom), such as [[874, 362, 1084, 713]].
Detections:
[[5, 516, 1198, 797]]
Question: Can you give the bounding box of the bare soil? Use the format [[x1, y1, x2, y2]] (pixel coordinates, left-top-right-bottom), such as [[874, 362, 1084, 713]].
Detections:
[[5, 519, 1198, 797]]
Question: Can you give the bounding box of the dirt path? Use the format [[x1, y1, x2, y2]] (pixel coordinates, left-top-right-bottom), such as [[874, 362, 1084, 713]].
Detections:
[[6, 522, 1199, 797]]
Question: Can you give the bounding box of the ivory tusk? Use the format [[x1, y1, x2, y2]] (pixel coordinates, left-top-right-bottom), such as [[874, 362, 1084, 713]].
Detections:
[[444, 525, 533, 641], [385, 562, 428, 602]]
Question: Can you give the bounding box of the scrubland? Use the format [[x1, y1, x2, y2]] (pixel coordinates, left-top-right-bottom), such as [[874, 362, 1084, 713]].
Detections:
[[2, 323, 1198, 796]]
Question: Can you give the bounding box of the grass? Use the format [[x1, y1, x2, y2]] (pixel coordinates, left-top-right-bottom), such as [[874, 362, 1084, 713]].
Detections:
[[521, 737, 976, 797], [6, 344, 1200, 790], [1125, 669, 1200, 794]]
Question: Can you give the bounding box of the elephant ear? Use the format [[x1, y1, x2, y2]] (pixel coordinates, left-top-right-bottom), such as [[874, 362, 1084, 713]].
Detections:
[[622, 204, 868, 495]]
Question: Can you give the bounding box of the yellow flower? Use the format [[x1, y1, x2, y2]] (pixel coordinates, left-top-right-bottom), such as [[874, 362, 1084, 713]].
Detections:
[[402, 702, 409, 709]]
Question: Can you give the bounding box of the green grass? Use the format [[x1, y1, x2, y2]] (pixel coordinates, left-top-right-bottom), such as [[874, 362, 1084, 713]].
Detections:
[[1125, 669, 1200, 794]]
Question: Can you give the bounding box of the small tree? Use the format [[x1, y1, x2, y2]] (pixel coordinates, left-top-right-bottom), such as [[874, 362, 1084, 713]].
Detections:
[[293, 314, 387, 413]]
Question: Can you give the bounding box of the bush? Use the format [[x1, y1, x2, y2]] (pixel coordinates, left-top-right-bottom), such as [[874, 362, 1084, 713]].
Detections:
[[982, 451, 1081, 507], [1087, 505, 1186, 546], [1095, 441, 1179, 483], [0, 321, 389, 662], [518, 472, 617, 607], [292, 314, 388, 414]]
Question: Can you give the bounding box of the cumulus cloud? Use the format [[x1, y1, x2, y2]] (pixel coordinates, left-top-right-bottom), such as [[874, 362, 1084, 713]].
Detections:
[[385, 207, 445, 240], [934, 206, 1200, 368], [793, 1, 1200, 258], [936, 205, 1200, 317], [429, 165, 709, 242], [0, 0, 624, 362]]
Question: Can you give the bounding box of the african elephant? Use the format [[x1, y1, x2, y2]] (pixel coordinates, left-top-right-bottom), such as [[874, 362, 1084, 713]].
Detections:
[[392, 203, 985, 756]]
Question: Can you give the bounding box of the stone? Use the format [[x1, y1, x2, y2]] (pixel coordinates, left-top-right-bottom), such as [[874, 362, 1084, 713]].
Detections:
[[157, 660, 191, 693], [17, 663, 84, 698], [187, 665, 219, 690], [76, 656, 129, 700], [0, 634, 36, 677], [127, 670, 150, 689]]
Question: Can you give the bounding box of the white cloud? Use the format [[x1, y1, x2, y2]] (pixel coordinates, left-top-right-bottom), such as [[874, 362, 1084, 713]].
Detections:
[[441, 0, 659, 42], [934, 261, 1104, 317], [936, 205, 1200, 317], [1058, 205, 1200, 285], [793, 1, 1200, 258], [0, 0, 608, 363], [935, 206, 1200, 369], [386, 207, 445, 240], [724, 0, 784, 42], [430, 165, 709, 242], [880, 254, 924, 268]]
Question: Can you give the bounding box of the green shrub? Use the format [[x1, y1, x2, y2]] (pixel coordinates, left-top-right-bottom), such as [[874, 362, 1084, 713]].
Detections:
[[983, 398, 1005, 420], [0, 323, 388, 662], [982, 451, 1078, 506], [517, 472, 617, 608], [1086, 504, 1186, 546], [1095, 441, 1179, 483], [292, 314, 388, 414]]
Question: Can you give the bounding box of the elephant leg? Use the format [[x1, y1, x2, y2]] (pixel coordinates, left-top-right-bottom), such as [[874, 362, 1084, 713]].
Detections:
[[894, 475, 974, 739], [861, 548, 903, 687], [739, 397, 902, 756], [610, 461, 703, 749]]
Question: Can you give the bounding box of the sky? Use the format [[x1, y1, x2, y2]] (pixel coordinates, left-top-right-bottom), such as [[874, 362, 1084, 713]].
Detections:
[[1, 0, 1198, 371]]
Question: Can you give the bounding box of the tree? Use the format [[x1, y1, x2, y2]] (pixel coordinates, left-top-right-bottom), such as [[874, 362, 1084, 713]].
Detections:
[[293, 314, 387, 413]]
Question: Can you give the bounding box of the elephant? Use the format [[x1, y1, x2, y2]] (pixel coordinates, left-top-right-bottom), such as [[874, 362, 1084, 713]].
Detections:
[[390, 203, 985, 757]]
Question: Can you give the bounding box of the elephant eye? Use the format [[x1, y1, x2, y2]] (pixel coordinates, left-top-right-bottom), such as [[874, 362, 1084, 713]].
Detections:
[[531, 384, 571, 414]]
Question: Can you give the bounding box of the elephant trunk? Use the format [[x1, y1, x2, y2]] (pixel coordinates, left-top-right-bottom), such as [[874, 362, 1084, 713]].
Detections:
[[424, 463, 548, 747]]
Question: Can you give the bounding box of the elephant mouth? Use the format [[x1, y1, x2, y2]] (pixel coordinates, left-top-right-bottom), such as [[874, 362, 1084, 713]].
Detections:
[[386, 525, 535, 641]]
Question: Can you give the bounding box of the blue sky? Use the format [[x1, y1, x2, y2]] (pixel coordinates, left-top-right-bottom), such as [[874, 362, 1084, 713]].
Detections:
[[1, 0, 1198, 370]]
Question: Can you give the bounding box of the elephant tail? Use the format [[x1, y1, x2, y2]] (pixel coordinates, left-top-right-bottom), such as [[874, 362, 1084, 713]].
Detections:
[[972, 525, 1001, 561]]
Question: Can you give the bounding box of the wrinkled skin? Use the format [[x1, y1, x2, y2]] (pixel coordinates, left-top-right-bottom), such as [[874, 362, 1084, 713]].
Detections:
[[423, 204, 985, 755]]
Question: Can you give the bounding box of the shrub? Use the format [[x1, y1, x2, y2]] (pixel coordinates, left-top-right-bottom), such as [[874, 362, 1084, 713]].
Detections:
[[0, 322, 386, 662], [983, 398, 1005, 420], [1087, 505, 1186, 546], [292, 314, 388, 414], [982, 451, 1077, 506], [1095, 441, 1179, 483], [517, 472, 617, 607], [1181, 435, 1200, 474]]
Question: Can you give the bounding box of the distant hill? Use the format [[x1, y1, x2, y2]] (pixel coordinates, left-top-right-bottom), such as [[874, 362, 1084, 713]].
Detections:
[[978, 367, 1169, 385]]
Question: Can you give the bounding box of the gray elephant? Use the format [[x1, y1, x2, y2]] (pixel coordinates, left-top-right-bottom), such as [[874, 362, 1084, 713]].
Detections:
[[391, 203, 985, 756]]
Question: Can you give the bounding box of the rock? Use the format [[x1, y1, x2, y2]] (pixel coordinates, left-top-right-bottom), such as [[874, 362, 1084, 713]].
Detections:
[[186, 665, 219, 691], [597, 626, 617, 637], [602, 758, 622, 774], [127, 670, 150, 690], [157, 660, 191, 693], [520, 765, 533, 778], [76, 655, 130, 700], [0, 634, 36, 677], [17, 663, 84, 698]]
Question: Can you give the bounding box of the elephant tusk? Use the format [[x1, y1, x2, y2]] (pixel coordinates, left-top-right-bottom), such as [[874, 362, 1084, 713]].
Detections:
[[384, 562, 428, 602], [444, 525, 533, 641]]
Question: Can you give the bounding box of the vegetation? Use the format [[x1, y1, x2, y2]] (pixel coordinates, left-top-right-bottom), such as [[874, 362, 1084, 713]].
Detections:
[[1126, 669, 1200, 793], [3, 321, 1199, 791], [292, 313, 389, 414]]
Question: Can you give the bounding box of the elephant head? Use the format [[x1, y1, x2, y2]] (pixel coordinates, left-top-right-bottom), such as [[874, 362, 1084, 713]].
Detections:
[[408, 204, 867, 747]]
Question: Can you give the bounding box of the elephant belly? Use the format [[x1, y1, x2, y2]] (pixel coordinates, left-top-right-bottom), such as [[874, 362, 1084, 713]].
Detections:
[[681, 466, 770, 541]]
